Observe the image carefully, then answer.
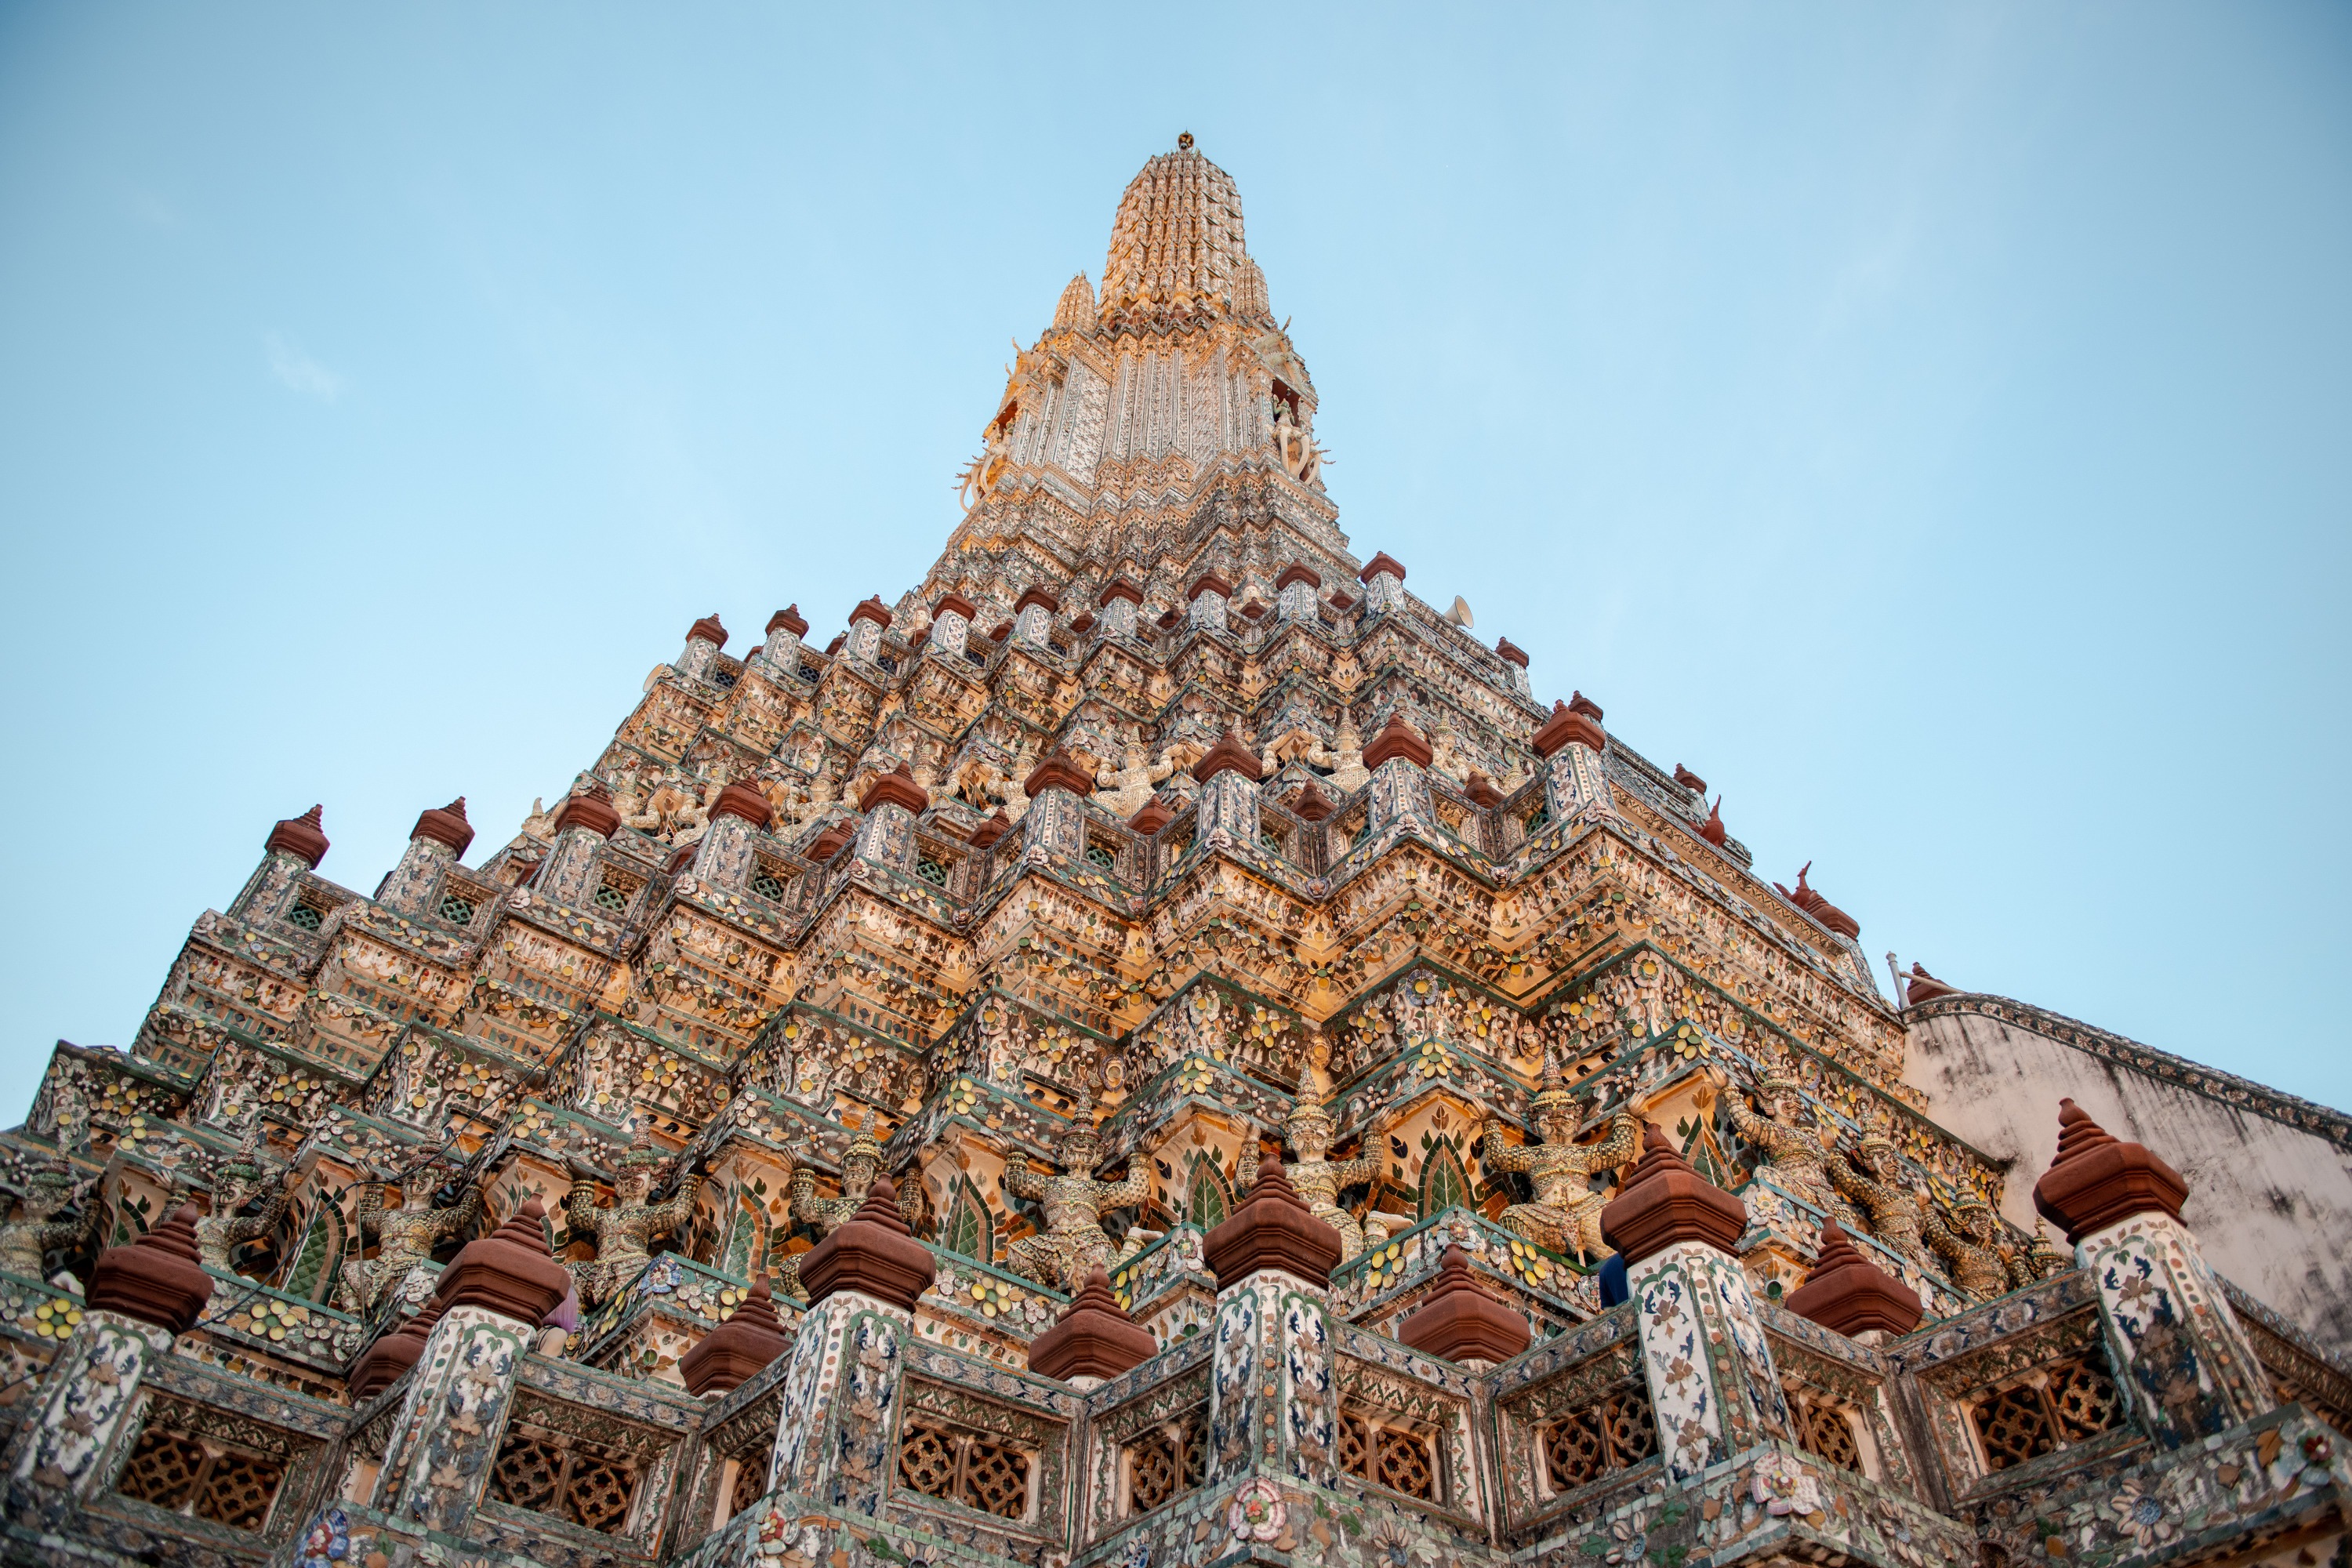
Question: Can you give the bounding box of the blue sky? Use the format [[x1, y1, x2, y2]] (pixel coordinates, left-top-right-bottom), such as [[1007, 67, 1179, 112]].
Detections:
[[2, 5, 2347, 1122]]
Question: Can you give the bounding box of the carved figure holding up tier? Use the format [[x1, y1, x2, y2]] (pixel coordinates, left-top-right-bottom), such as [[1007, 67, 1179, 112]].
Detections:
[[1923, 1193, 2032, 1302], [1703, 1069, 1857, 1227], [337, 1174, 485, 1313], [766, 1128, 924, 1299], [1236, 1036, 1413, 1261], [0, 1162, 96, 1281], [1095, 738, 1176, 819], [194, 1129, 299, 1275], [1479, 1052, 1643, 1260], [1826, 1128, 1931, 1269], [564, 1128, 703, 1308], [1004, 1109, 1152, 1294]]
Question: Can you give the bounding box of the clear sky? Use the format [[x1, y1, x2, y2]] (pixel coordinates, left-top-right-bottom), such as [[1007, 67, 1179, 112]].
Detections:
[[2, 5, 2347, 1124]]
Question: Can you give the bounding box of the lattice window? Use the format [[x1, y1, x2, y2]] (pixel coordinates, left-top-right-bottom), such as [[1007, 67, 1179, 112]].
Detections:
[[1525, 803, 1550, 835], [438, 893, 477, 925], [915, 856, 951, 887], [115, 1422, 288, 1534], [1259, 829, 1285, 858], [729, 1454, 767, 1520], [1340, 1405, 1443, 1504], [1968, 1349, 2124, 1472], [896, 1419, 1033, 1522], [1793, 1394, 1864, 1473], [750, 866, 791, 901], [1084, 843, 1116, 874], [1167, 831, 1194, 860], [593, 877, 633, 914], [286, 898, 325, 932], [488, 1428, 640, 1535], [1123, 1410, 1206, 1517], [711, 665, 740, 689], [1540, 1384, 1659, 1494]]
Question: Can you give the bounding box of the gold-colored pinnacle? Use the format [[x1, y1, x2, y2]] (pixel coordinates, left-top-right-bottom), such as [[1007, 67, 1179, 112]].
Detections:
[[1178, 131, 1194, 151]]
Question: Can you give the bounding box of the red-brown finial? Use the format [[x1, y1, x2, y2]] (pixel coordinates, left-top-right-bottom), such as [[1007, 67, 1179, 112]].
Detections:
[[2033, 1098, 2187, 1242]]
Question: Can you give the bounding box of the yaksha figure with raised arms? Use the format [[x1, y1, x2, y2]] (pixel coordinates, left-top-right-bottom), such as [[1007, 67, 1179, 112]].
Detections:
[[1704, 1068, 1857, 1226], [1238, 1035, 1413, 1261], [1479, 1051, 1644, 1260], [0, 1161, 96, 1280], [1004, 1100, 1153, 1294], [767, 1127, 924, 1299], [194, 1129, 299, 1274], [564, 1127, 703, 1308], [338, 1172, 485, 1313], [1827, 1125, 1932, 1269], [1923, 1192, 2032, 1302]]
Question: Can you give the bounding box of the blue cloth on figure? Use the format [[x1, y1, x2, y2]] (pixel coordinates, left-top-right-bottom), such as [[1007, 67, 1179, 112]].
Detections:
[[1599, 1250, 1629, 1308]]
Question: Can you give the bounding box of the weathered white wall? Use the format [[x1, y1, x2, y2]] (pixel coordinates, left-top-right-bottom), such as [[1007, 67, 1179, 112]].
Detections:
[[1904, 999, 2352, 1356]]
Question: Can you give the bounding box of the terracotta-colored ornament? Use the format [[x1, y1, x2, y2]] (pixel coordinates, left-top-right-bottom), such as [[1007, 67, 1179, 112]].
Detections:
[[431, 1196, 572, 1325], [1361, 713, 1433, 771], [767, 604, 810, 638], [807, 822, 855, 862], [1156, 609, 1182, 630], [1026, 1265, 1157, 1381], [1784, 1220, 1921, 1339], [265, 805, 329, 867], [1465, 771, 1504, 809], [1700, 797, 1727, 847], [1024, 750, 1095, 799], [1014, 586, 1061, 616], [1567, 690, 1604, 722], [848, 597, 894, 630], [1275, 563, 1323, 591], [2032, 1098, 2188, 1243], [1673, 764, 1707, 795], [932, 591, 978, 622], [1357, 551, 1407, 583], [1290, 781, 1335, 822], [825, 633, 847, 657], [1904, 964, 1959, 1004], [1071, 612, 1096, 635], [1203, 1157, 1341, 1290], [989, 621, 1014, 641], [1495, 637, 1529, 670], [1128, 799, 1174, 835], [551, 787, 620, 839], [1531, 700, 1606, 757], [967, 811, 1013, 850], [688, 612, 729, 648], [1327, 593, 1356, 612], [1240, 601, 1268, 621], [349, 1300, 442, 1400], [1098, 579, 1145, 608], [679, 1275, 792, 1396], [1397, 1245, 1531, 1365], [1780, 862, 1860, 939], [1187, 572, 1235, 602], [859, 764, 929, 816], [1192, 728, 1264, 784], [797, 1179, 937, 1311], [1599, 1123, 1748, 1265], [708, 780, 774, 829], [411, 797, 474, 856], [85, 1203, 212, 1334]]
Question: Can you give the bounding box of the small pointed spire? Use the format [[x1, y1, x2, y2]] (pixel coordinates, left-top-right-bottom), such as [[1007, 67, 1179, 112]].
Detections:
[[1784, 1219, 1922, 1339], [680, 1275, 793, 1396], [1398, 1245, 1531, 1366], [2032, 1098, 2187, 1242], [1028, 1265, 1158, 1381], [86, 1203, 213, 1334], [265, 804, 330, 867], [1599, 1123, 1748, 1265]]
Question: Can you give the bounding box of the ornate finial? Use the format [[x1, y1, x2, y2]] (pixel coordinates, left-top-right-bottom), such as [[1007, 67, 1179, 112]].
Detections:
[[1178, 131, 1194, 151]]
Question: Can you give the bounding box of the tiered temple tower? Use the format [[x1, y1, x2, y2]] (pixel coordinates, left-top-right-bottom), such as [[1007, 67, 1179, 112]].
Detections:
[[4, 138, 2347, 1568]]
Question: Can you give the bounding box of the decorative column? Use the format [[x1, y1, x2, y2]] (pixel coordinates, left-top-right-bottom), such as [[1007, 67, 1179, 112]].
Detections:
[[927, 591, 977, 662], [1201, 1159, 1343, 1488], [371, 1199, 571, 1532], [2034, 1099, 2273, 1446], [1191, 728, 1262, 852], [1027, 1265, 1156, 1391], [1600, 1123, 1795, 1481], [1098, 578, 1144, 641], [678, 613, 729, 683], [377, 798, 474, 914], [1011, 586, 1059, 650], [1531, 693, 1613, 826], [751, 605, 811, 681], [692, 780, 776, 889], [1274, 564, 1322, 624], [1187, 572, 1233, 635], [227, 804, 329, 924], [1356, 551, 1407, 615], [844, 597, 892, 664], [1495, 637, 1533, 699], [679, 1276, 790, 1398], [764, 1181, 935, 1518], [538, 783, 619, 909], [1021, 750, 1094, 861], [1363, 713, 1436, 836], [853, 765, 928, 873], [2, 1205, 212, 1529]]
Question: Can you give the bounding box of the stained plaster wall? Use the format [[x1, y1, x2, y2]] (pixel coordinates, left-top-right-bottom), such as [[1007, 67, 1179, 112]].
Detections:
[[1903, 998, 2352, 1355]]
